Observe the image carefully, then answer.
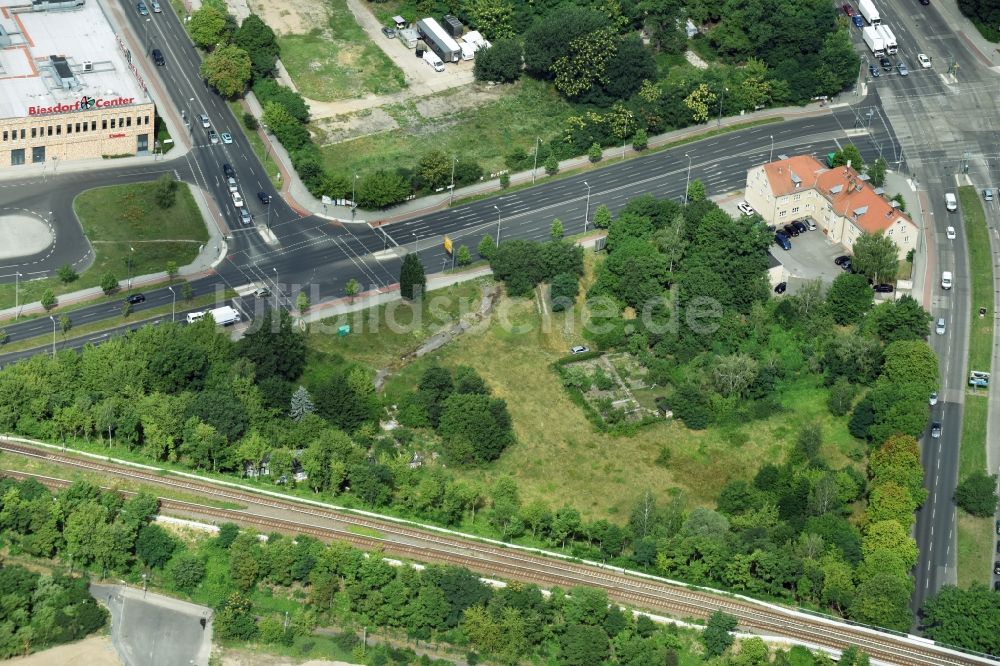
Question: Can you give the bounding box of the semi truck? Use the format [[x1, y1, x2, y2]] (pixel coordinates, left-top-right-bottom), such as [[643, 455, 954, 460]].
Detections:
[[416, 17, 461, 63], [186, 305, 242, 326], [859, 0, 881, 25], [862, 26, 886, 56], [876, 25, 897, 54]]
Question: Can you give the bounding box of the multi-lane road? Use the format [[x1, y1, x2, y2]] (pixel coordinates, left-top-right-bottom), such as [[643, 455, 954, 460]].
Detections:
[[0, 0, 995, 641]]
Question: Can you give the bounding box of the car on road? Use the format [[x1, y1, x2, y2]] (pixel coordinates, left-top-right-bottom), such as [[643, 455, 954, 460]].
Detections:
[[125, 293, 145, 305], [151, 0, 161, 11], [136, 0, 148, 15], [873, 284, 894, 293], [253, 287, 271, 298], [232, 192, 244, 207], [152, 49, 165, 66], [222, 163, 235, 178], [221, 132, 233, 145], [834, 255, 851, 266], [880, 56, 892, 71], [917, 53, 932, 69], [774, 232, 791, 250], [239, 208, 252, 225], [257, 191, 271, 205], [929, 392, 938, 406], [842, 3, 854, 15], [919, 0, 929, 4], [227, 177, 238, 192], [936, 318, 946, 335], [199, 114, 210, 129], [984, 188, 994, 201], [774, 282, 787, 294], [869, 63, 880, 78], [737, 201, 755, 216], [382, 27, 396, 38], [946, 226, 956, 239], [996, 520, 1000, 535], [897, 61, 908, 76], [941, 271, 953, 289], [994, 561, 1000, 576], [852, 14, 863, 27], [570, 345, 590, 354], [208, 129, 219, 145], [930, 421, 941, 438]]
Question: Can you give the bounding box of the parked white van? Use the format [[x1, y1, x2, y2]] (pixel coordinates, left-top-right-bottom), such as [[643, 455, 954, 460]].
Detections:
[[945, 193, 957, 211], [423, 51, 444, 72], [941, 271, 953, 290]]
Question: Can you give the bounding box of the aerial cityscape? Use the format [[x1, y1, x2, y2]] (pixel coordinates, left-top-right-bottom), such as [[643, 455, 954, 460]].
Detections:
[[0, 0, 998, 664]]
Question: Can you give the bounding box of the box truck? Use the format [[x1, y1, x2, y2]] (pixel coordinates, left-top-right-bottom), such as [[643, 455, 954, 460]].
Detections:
[[416, 17, 461, 63], [876, 25, 897, 54], [187, 306, 242, 326], [859, 0, 881, 25], [862, 26, 886, 56]]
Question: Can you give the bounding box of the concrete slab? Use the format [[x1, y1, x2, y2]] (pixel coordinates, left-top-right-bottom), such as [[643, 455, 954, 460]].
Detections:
[[0, 214, 53, 259], [773, 227, 847, 291]]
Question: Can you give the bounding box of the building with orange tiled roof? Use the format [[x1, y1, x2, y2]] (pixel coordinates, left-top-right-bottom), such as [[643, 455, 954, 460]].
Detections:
[[744, 155, 917, 260]]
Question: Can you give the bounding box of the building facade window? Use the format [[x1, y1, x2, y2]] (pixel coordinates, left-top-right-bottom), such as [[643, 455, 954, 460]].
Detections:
[[66, 123, 72, 134], [10, 149, 25, 166], [55, 125, 60, 136], [126, 116, 132, 127], [31, 127, 37, 138], [47, 126, 53, 136], [19, 129, 25, 140], [91, 120, 97, 131], [3, 131, 7, 141], [75, 122, 81, 133], [102, 119, 108, 129], [791, 206, 799, 213], [32, 146, 45, 163]]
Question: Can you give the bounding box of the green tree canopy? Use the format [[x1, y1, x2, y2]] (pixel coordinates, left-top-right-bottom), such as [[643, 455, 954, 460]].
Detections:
[[189, 5, 228, 49], [851, 233, 899, 285], [826, 273, 874, 325], [233, 14, 279, 80], [200, 44, 252, 98], [922, 584, 1000, 654]]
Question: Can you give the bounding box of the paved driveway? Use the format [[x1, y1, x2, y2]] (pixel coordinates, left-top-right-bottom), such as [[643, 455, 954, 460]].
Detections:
[[772, 226, 846, 292]]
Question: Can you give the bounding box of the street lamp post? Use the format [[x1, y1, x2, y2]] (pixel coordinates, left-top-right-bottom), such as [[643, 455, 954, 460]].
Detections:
[[684, 153, 692, 205], [352, 173, 358, 221], [583, 181, 592, 233], [532, 136, 541, 184], [769, 135, 774, 163], [49, 316, 56, 357], [717, 87, 728, 127], [272, 268, 278, 311], [127, 246, 135, 291], [494, 205, 501, 246], [14, 271, 21, 320], [144, 18, 151, 55], [168, 286, 176, 322], [449, 156, 457, 206]]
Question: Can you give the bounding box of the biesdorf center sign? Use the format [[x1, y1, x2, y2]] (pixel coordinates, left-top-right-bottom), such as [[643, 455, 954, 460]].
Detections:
[[27, 95, 136, 117]]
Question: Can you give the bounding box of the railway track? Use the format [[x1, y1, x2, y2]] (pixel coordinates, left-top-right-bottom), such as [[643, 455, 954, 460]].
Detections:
[[2, 439, 995, 666]]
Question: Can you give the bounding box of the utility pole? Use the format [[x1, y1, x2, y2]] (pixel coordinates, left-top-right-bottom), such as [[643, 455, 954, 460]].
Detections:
[[532, 136, 541, 184], [49, 316, 57, 357], [769, 135, 774, 163], [717, 86, 727, 127], [583, 181, 591, 232], [449, 155, 457, 206], [14, 271, 21, 319], [168, 286, 175, 322], [494, 205, 501, 246]]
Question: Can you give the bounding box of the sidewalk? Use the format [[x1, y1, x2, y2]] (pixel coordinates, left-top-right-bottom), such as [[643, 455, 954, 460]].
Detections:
[[252, 99, 840, 226]]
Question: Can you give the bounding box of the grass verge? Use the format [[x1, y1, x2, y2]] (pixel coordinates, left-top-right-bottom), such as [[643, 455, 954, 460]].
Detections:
[[0, 183, 207, 310], [0, 292, 223, 354], [955, 185, 995, 586], [277, 0, 405, 102]]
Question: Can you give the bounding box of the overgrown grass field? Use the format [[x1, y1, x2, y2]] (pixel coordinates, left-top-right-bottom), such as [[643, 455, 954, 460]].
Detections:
[[318, 79, 578, 179], [277, 0, 405, 102]]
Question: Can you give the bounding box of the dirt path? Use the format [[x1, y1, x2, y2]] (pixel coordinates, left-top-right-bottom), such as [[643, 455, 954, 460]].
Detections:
[[7, 635, 121, 666], [374, 282, 499, 391]]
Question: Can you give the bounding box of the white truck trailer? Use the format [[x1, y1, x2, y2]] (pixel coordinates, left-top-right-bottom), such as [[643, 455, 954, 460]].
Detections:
[[859, 0, 881, 25], [416, 17, 461, 63], [187, 305, 242, 326], [863, 26, 886, 56], [876, 25, 897, 54]]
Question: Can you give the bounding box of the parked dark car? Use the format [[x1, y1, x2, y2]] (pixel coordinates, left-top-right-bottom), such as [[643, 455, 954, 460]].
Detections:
[[995, 581, 1000, 592], [774, 232, 791, 251], [257, 191, 271, 205], [842, 3, 854, 15], [125, 293, 145, 305], [996, 519, 1000, 535], [996, 540, 1000, 553], [840, 260, 853, 271], [152, 49, 165, 66], [852, 14, 864, 27], [869, 63, 880, 78], [774, 282, 787, 294], [994, 561, 1000, 576], [880, 56, 892, 71], [381, 27, 396, 38], [791, 220, 807, 234], [930, 421, 942, 438], [873, 284, 895, 293], [782, 224, 799, 237], [834, 255, 851, 266], [223, 163, 235, 178]]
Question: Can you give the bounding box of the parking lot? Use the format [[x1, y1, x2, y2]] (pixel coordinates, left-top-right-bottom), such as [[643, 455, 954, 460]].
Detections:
[[772, 225, 847, 292]]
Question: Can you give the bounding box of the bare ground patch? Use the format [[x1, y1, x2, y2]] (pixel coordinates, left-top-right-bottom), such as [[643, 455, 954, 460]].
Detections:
[[246, 0, 322, 36]]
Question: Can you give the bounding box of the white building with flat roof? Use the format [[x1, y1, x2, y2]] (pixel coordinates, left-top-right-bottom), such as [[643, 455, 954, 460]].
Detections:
[[0, 0, 156, 167]]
